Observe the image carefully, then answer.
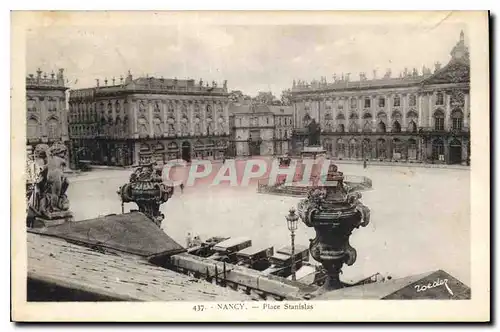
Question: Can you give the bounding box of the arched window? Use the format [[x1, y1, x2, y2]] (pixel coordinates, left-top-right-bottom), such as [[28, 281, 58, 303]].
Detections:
[[349, 122, 358, 133], [336, 139, 345, 158], [27, 117, 39, 139], [335, 113, 345, 121], [362, 139, 371, 159], [337, 123, 345, 133], [408, 120, 417, 133], [47, 117, 59, 139], [393, 138, 403, 154], [432, 139, 445, 161], [392, 120, 401, 133], [436, 92, 444, 106], [377, 121, 386, 133], [363, 121, 372, 132], [408, 138, 417, 160], [376, 139, 386, 159], [451, 109, 464, 131], [434, 109, 445, 131], [348, 139, 358, 159], [393, 95, 401, 107]]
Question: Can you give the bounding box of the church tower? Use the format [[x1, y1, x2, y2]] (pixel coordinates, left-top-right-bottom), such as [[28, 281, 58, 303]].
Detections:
[[450, 30, 470, 62]]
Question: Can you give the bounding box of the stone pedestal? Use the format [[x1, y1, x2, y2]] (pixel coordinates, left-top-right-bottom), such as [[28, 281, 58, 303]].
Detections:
[[29, 211, 73, 228]]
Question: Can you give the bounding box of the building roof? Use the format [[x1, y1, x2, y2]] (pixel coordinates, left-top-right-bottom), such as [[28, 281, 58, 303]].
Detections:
[[421, 58, 470, 86], [70, 74, 228, 98], [268, 105, 293, 116], [28, 232, 253, 301], [29, 212, 185, 258]]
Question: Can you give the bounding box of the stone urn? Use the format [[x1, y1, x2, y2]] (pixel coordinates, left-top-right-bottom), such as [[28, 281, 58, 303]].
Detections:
[[297, 164, 370, 292]]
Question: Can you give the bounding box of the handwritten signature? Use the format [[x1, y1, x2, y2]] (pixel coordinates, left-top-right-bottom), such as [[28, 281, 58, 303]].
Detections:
[[414, 278, 454, 296]]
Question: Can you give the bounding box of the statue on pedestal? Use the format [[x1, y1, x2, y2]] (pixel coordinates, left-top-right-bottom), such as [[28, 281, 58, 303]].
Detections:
[[307, 118, 321, 146], [27, 142, 73, 227]]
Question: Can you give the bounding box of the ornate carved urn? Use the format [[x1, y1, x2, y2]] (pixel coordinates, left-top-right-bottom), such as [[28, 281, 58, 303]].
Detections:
[[297, 164, 371, 292], [117, 162, 174, 227]]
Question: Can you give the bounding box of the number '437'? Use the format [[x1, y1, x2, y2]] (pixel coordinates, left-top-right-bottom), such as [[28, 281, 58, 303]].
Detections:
[[193, 305, 205, 312]]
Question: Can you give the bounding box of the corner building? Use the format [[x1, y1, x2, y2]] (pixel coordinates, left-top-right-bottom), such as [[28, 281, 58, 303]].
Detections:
[[290, 31, 470, 165], [229, 103, 293, 157], [26, 68, 69, 159], [68, 73, 230, 167]]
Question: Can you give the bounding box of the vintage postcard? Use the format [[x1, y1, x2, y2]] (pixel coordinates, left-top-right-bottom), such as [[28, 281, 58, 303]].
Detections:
[[11, 11, 490, 322]]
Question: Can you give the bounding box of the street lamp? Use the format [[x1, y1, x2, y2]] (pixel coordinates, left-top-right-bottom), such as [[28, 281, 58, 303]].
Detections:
[[285, 207, 299, 281]]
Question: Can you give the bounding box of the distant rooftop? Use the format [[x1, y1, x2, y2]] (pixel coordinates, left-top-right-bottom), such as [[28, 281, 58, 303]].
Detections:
[[70, 71, 229, 97], [26, 68, 67, 90]]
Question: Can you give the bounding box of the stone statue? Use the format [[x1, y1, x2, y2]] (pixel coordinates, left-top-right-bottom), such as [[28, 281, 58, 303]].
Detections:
[[307, 118, 321, 146], [27, 142, 72, 226]]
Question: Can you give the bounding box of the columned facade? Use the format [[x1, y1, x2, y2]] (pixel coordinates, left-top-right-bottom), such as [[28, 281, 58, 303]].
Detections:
[[289, 31, 470, 165], [69, 74, 230, 167]]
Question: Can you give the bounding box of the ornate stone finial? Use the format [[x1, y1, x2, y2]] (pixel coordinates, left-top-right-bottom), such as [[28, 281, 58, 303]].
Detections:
[[199, 78, 203, 86], [112, 77, 116, 85], [372, 69, 377, 79], [36, 68, 42, 78], [404, 67, 409, 77], [460, 30, 465, 42], [104, 78, 108, 86], [333, 73, 337, 82], [223, 80, 227, 90], [43, 72, 47, 79], [117, 165, 174, 227], [96, 79, 100, 87], [412, 68, 418, 77], [50, 71, 55, 79], [120, 75, 124, 84]]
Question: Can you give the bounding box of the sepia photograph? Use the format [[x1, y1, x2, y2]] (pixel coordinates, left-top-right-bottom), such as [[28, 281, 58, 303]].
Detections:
[[10, 10, 490, 322]]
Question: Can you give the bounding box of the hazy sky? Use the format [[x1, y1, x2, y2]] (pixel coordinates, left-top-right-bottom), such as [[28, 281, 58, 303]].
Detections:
[[26, 23, 467, 97]]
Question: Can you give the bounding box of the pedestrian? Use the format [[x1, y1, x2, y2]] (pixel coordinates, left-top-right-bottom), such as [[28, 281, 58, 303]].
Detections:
[[180, 182, 184, 193]]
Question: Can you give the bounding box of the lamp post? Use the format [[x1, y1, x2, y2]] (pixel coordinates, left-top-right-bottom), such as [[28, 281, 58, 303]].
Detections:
[[286, 207, 299, 281]]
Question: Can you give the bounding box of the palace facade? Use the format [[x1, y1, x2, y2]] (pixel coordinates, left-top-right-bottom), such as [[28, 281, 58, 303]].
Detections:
[[68, 72, 230, 167], [26, 68, 69, 158], [229, 103, 293, 157], [290, 31, 470, 165]]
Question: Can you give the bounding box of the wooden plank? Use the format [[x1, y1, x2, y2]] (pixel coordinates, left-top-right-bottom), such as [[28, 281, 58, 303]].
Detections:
[[170, 253, 317, 300], [28, 233, 253, 302]]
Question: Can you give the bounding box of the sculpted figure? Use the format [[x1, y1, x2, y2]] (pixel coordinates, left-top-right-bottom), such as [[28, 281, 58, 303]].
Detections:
[[28, 143, 71, 219]]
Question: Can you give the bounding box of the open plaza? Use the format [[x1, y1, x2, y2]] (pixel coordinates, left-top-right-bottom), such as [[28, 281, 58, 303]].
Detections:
[[66, 160, 470, 286]]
